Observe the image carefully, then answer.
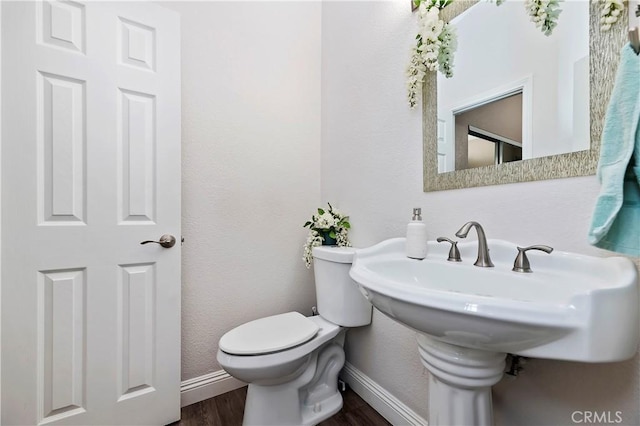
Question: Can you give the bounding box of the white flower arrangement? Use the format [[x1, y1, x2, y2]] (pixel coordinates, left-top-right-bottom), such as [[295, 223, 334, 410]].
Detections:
[[407, 0, 457, 109], [302, 203, 351, 268], [524, 0, 563, 36], [600, 0, 624, 31]]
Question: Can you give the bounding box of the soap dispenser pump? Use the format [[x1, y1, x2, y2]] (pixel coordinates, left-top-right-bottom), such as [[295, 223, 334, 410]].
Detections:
[[406, 207, 428, 260]]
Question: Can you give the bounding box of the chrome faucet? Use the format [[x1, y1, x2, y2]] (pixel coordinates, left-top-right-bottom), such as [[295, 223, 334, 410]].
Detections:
[[455, 221, 494, 267]]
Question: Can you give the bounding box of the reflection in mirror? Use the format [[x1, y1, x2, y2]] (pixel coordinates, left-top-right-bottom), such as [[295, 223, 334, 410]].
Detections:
[[466, 125, 523, 168], [424, 1, 626, 192], [436, 0, 589, 173], [445, 93, 523, 171]]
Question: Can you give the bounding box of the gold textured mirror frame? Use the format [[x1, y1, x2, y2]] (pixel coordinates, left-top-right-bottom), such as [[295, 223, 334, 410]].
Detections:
[[423, 1, 627, 192]]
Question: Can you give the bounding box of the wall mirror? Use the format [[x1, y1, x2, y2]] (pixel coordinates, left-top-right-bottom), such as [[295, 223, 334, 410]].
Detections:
[[423, 0, 627, 192]]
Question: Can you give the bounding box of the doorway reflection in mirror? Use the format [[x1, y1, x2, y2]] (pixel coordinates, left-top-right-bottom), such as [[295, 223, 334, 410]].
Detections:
[[436, 0, 589, 173]]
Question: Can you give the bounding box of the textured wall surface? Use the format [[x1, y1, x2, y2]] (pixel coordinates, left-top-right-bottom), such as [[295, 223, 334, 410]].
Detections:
[[159, 1, 639, 424], [321, 1, 640, 425], [162, 1, 322, 381]]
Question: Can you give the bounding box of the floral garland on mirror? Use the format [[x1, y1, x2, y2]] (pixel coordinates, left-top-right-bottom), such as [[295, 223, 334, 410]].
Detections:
[[524, 0, 563, 35], [406, 0, 457, 109], [600, 0, 624, 31]]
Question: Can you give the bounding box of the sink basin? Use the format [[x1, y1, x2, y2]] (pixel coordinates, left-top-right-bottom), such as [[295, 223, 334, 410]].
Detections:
[[349, 238, 639, 362]]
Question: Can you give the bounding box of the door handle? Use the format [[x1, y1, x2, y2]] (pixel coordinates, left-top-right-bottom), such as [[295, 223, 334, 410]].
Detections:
[[140, 234, 177, 248]]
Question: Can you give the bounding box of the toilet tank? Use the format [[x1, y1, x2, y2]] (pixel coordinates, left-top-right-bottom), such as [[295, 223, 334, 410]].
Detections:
[[312, 246, 372, 327]]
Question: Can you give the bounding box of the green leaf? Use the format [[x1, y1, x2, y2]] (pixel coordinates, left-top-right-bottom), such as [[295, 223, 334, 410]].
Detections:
[[329, 230, 336, 239], [303, 221, 312, 228], [317, 208, 325, 215], [342, 222, 351, 229]]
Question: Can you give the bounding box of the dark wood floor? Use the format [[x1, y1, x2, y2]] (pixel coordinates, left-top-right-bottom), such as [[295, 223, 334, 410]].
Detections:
[[169, 385, 390, 426]]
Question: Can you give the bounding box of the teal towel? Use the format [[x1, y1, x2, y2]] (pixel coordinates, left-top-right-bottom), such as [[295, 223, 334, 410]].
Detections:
[[588, 43, 640, 256]]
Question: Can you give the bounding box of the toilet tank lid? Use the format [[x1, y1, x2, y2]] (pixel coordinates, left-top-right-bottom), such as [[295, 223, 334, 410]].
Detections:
[[219, 312, 320, 355], [312, 246, 356, 263]]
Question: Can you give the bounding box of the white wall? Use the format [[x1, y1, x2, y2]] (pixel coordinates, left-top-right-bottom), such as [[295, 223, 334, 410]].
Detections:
[[322, 1, 640, 425], [162, 1, 322, 381]]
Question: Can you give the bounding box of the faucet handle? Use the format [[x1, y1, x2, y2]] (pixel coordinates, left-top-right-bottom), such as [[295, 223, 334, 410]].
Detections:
[[436, 237, 462, 262], [512, 245, 553, 273]]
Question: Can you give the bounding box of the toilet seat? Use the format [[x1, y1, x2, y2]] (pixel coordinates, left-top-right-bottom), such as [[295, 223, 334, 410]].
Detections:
[[219, 312, 320, 355], [217, 315, 342, 384]]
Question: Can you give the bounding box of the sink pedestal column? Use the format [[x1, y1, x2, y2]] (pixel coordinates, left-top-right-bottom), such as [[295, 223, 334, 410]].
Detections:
[[416, 334, 506, 426]]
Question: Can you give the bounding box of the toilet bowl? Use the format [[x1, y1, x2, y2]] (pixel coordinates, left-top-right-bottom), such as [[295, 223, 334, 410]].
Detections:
[[217, 314, 346, 425], [217, 246, 372, 426]]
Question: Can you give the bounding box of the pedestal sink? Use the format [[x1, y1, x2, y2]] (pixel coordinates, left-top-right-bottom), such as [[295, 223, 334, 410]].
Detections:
[[349, 238, 639, 426]]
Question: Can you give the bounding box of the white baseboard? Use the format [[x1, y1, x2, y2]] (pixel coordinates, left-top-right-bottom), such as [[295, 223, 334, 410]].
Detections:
[[180, 370, 246, 407], [340, 362, 428, 426], [180, 363, 428, 426]]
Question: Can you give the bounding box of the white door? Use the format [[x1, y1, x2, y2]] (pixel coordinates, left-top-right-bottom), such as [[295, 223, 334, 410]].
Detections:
[[1, 1, 181, 424]]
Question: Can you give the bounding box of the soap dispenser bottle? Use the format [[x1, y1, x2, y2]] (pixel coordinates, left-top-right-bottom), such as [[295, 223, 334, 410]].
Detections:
[[406, 208, 428, 259]]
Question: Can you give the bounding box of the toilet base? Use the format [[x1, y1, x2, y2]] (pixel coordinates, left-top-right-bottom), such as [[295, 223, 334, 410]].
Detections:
[[242, 333, 346, 426], [244, 382, 343, 426]]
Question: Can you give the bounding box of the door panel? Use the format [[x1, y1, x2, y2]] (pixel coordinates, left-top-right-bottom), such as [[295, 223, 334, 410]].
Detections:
[[118, 88, 156, 224], [38, 268, 86, 421], [2, 1, 181, 424]]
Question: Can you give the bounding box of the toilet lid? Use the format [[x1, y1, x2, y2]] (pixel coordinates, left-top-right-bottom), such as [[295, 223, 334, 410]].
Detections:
[[219, 312, 320, 355]]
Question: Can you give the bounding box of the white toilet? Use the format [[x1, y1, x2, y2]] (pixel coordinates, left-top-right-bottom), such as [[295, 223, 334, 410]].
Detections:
[[217, 246, 372, 426]]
